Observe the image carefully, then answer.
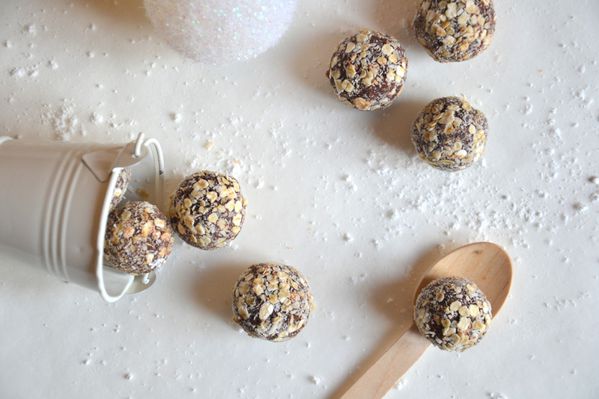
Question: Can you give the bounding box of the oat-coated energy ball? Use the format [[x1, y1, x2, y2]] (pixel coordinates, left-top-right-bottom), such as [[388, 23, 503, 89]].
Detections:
[[232, 263, 314, 342], [170, 171, 247, 250], [414, 277, 492, 351], [411, 96, 488, 171], [326, 30, 408, 111], [109, 168, 131, 210], [104, 201, 174, 275], [414, 0, 496, 63]]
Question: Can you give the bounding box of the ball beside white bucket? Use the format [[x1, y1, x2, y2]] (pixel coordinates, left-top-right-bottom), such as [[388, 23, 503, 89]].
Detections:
[[0, 133, 165, 302]]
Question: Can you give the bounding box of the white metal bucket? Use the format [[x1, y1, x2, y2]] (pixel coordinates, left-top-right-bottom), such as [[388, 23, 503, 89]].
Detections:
[[0, 133, 165, 302]]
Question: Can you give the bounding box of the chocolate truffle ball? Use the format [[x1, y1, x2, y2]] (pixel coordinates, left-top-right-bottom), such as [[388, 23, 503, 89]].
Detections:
[[232, 263, 314, 342], [104, 201, 174, 275], [326, 30, 408, 111], [411, 96, 488, 171], [110, 168, 131, 210], [170, 171, 247, 250], [414, 0, 496, 63], [414, 277, 492, 351]]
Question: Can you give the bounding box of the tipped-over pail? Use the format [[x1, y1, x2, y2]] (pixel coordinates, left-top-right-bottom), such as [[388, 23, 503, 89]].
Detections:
[[0, 134, 165, 302]]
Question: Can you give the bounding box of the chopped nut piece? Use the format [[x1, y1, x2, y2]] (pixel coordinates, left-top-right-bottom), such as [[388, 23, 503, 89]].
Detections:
[[450, 301, 462, 311], [259, 303, 274, 320]]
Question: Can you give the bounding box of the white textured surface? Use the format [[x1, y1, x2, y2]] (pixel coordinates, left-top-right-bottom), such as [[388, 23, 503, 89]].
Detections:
[[144, 0, 297, 64], [1, 1, 598, 398]]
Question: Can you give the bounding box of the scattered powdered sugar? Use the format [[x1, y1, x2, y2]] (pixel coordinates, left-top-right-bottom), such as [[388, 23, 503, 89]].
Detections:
[[309, 375, 322, 385], [394, 378, 408, 390], [543, 291, 592, 312], [22, 23, 37, 35], [522, 96, 533, 115], [170, 112, 182, 123], [9, 67, 26, 78], [203, 139, 214, 150], [89, 112, 104, 125], [38, 99, 141, 141], [9, 65, 39, 78], [41, 100, 85, 140], [572, 202, 588, 213], [1, 2, 598, 398], [47, 59, 59, 70]]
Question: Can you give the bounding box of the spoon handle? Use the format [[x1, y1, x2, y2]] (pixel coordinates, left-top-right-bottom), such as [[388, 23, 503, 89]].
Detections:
[[340, 324, 430, 399]]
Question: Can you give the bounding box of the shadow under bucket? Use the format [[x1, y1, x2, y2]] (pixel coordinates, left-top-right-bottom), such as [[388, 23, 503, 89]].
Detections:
[[0, 133, 165, 302]]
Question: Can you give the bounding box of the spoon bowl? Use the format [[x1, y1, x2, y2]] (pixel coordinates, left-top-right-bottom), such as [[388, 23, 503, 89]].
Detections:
[[416, 242, 512, 314], [340, 242, 513, 399]]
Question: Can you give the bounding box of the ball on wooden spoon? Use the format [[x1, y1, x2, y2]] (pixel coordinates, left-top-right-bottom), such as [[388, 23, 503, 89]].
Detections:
[[414, 277, 492, 351]]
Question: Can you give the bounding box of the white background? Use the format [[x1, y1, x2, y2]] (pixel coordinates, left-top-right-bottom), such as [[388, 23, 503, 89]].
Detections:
[[1, 0, 598, 398]]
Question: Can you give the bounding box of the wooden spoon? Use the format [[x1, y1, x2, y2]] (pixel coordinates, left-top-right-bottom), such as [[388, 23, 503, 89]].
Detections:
[[340, 242, 513, 399]]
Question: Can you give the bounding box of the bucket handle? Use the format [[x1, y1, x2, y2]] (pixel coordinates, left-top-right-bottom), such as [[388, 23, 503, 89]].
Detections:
[[96, 133, 165, 303]]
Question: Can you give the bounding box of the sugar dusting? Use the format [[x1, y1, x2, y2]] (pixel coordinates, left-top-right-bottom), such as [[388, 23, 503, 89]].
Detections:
[[0, 0, 598, 398], [41, 100, 85, 140]]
